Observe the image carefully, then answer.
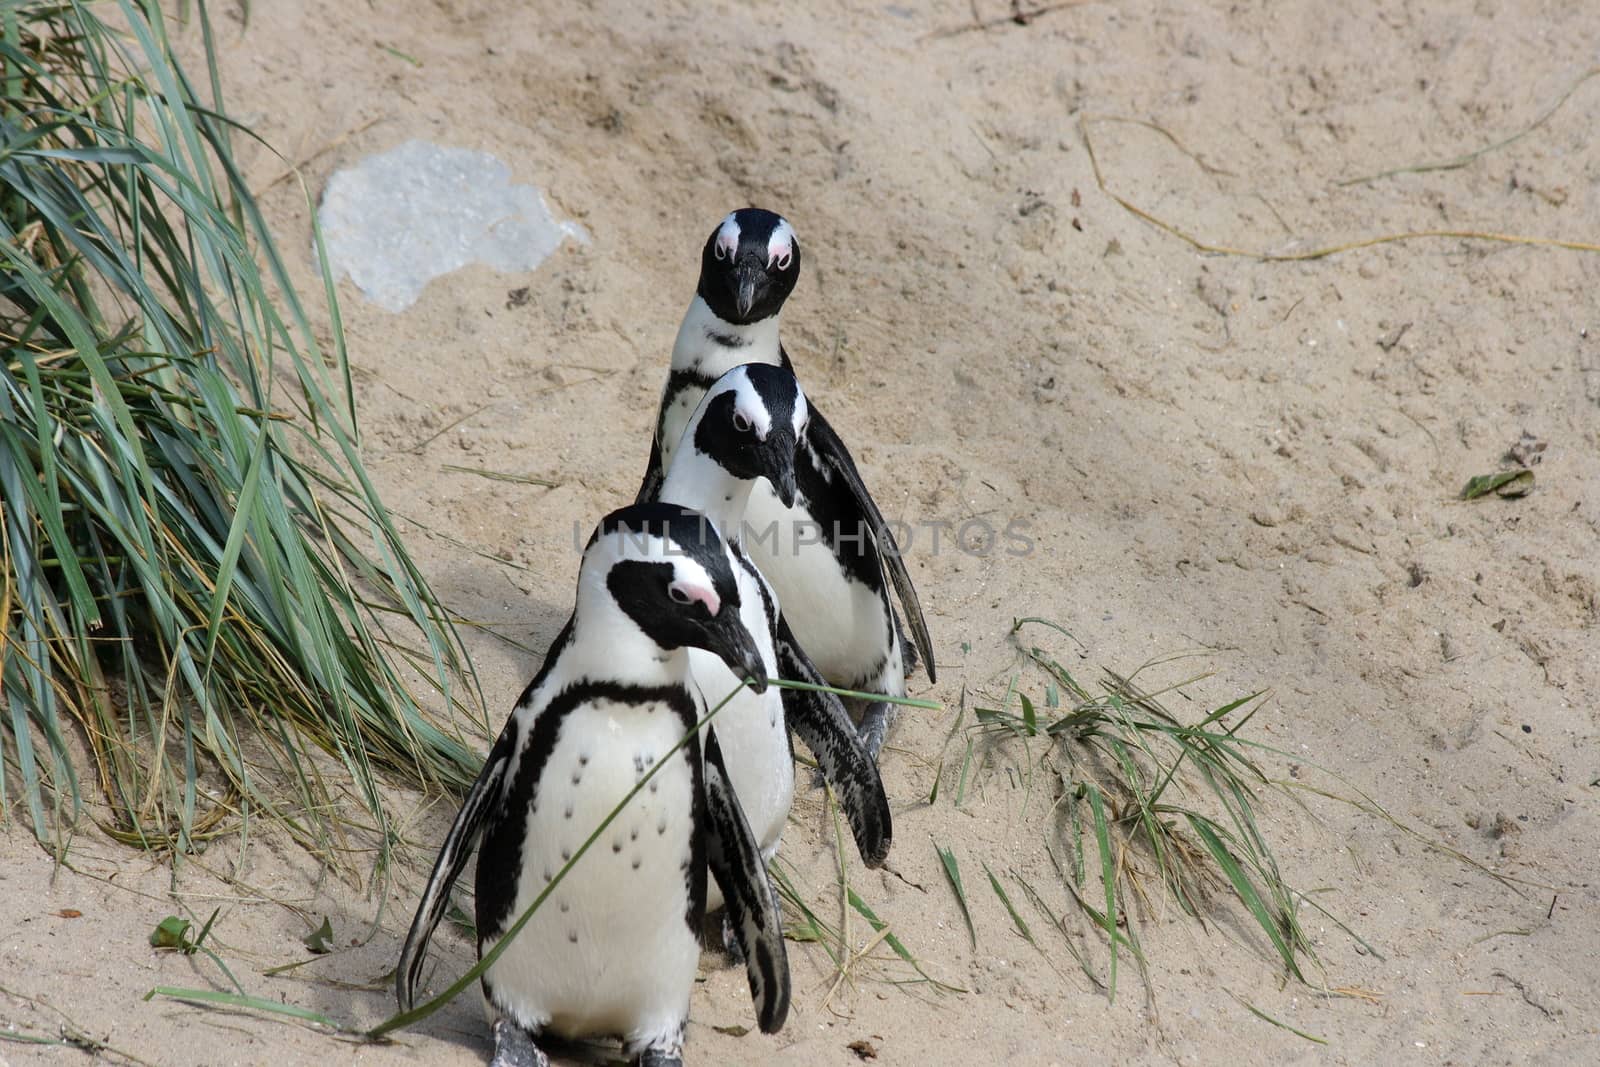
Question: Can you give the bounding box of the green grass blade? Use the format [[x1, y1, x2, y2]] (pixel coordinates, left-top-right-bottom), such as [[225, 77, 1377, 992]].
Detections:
[[981, 861, 1036, 948], [199, 412, 270, 668], [1011, 616, 1086, 651], [845, 887, 965, 993], [1013, 870, 1101, 987], [1297, 890, 1384, 961], [1084, 782, 1120, 1000], [764, 677, 940, 710], [141, 987, 340, 1030], [935, 842, 976, 949], [772, 861, 840, 959], [1187, 815, 1303, 981], [954, 736, 975, 805], [1225, 990, 1327, 1044]]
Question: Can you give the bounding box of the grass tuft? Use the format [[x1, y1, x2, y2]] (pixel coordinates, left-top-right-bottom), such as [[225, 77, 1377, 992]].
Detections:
[[1, 0, 481, 866], [936, 619, 1330, 1001]]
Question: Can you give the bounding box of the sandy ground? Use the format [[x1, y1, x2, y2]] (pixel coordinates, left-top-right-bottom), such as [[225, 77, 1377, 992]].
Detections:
[[4, 1, 1599, 1064]]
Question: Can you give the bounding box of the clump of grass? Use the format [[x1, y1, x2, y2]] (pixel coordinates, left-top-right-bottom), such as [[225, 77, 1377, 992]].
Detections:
[[941, 618, 1327, 999], [1, 1, 481, 867], [770, 857, 962, 1000]]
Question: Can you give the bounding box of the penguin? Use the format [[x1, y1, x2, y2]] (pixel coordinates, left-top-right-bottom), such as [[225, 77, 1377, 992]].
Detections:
[[647, 361, 891, 888], [396, 502, 789, 1067], [634, 208, 935, 759]]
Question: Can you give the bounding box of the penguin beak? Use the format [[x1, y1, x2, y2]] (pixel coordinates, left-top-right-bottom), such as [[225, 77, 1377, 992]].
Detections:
[[707, 612, 768, 694], [735, 264, 761, 318], [769, 457, 797, 510]]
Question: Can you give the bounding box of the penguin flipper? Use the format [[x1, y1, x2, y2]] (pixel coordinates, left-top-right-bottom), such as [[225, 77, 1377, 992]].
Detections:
[[805, 410, 937, 684], [701, 725, 791, 1034], [773, 614, 892, 866], [632, 435, 666, 505], [395, 726, 513, 1012]]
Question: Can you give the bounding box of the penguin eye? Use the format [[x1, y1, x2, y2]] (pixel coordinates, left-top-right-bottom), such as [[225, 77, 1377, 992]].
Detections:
[[773, 250, 792, 271], [668, 584, 692, 604], [732, 411, 752, 433], [713, 243, 726, 261]]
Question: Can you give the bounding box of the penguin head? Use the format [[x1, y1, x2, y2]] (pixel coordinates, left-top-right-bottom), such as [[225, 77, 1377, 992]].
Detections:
[[588, 502, 768, 692], [697, 208, 800, 325], [689, 364, 808, 509]]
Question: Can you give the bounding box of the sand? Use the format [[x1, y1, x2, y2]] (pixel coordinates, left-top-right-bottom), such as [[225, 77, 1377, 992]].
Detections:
[[4, 1, 1597, 1064]]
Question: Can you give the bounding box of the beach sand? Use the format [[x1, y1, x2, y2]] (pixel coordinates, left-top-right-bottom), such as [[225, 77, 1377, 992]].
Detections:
[[3, 2, 1596, 1064]]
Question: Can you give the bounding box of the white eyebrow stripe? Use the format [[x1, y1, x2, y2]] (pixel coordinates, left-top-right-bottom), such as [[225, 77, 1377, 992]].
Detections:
[[716, 215, 741, 257], [766, 218, 795, 266], [727, 370, 774, 439], [669, 556, 720, 614]]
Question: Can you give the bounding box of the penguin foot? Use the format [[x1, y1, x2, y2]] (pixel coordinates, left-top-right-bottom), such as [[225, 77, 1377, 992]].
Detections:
[[720, 912, 745, 963], [490, 1017, 548, 1067], [632, 1025, 686, 1067], [900, 625, 920, 678], [857, 701, 895, 763]]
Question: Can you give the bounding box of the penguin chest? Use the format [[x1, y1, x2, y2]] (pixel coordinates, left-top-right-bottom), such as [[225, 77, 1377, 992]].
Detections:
[[482, 701, 702, 1041], [689, 576, 794, 868], [744, 483, 898, 690], [657, 390, 701, 473]]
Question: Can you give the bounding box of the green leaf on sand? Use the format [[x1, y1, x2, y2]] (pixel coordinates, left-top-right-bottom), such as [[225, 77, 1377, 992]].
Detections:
[[1462, 469, 1534, 499], [303, 917, 335, 954], [150, 917, 192, 949]]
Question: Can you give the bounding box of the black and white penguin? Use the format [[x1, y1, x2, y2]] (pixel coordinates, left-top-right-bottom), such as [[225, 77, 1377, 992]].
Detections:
[[396, 502, 789, 1067], [647, 361, 891, 883], [635, 208, 935, 759]]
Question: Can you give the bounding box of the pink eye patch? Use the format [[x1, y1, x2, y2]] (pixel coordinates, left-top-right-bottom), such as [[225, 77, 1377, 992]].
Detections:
[[766, 219, 796, 270], [670, 581, 720, 617]]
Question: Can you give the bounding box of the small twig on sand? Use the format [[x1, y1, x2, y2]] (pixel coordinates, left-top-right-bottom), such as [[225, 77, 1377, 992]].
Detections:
[[1079, 114, 1600, 259], [921, 1, 1093, 41], [254, 115, 387, 195], [1339, 66, 1600, 187], [0, 982, 157, 1066]]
